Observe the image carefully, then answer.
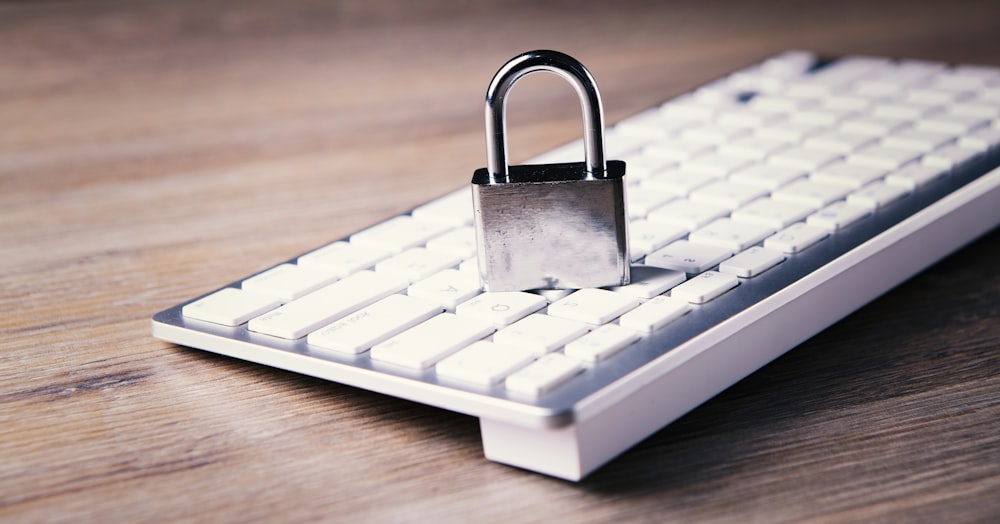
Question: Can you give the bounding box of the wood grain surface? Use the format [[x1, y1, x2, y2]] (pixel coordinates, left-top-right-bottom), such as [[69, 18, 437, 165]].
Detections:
[[2, 0, 999, 521]]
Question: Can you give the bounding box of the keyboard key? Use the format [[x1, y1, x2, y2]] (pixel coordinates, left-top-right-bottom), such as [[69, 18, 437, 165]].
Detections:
[[350, 216, 451, 253], [247, 271, 407, 340], [182, 287, 281, 327], [505, 354, 584, 397], [619, 295, 691, 332], [646, 199, 729, 230], [670, 271, 739, 304], [370, 313, 494, 370], [641, 168, 719, 196], [764, 223, 830, 253], [847, 182, 911, 210], [681, 153, 754, 177], [958, 127, 1000, 151], [627, 186, 677, 218], [607, 265, 686, 299], [882, 128, 956, 152], [768, 146, 842, 171], [772, 179, 851, 208], [840, 116, 909, 136], [411, 189, 474, 226], [689, 181, 768, 209], [547, 289, 639, 325], [628, 220, 688, 260], [884, 163, 948, 189], [689, 218, 774, 252], [642, 139, 714, 161], [803, 130, 876, 153], [718, 246, 786, 277], [922, 144, 984, 170], [307, 295, 441, 355], [436, 341, 536, 387], [374, 247, 464, 283], [645, 240, 732, 274], [298, 241, 390, 277], [807, 201, 871, 231], [729, 164, 806, 189], [847, 144, 922, 170], [810, 160, 888, 189], [716, 135, 790, 160], [915, 114, 989, 135], [407, 269, 482, 310], [564, 324, 640, 363], [241, 263, 338, 301], [494, 314, 590, 355], [455, 292, 547, 327], [730, 197, 813, 229], [425, 226, 477, 258]]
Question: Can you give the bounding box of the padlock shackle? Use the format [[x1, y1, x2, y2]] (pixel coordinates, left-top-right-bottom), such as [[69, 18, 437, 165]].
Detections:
[[485, 50, 607, 183]]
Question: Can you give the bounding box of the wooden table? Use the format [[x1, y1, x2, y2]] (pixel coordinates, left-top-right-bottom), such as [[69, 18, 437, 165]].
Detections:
[[3, 1, 999, 521]]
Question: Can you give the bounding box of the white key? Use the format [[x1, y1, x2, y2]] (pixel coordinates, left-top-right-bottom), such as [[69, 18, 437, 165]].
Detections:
[[307, 295, 441, 355], [788, 107, 853, 126], [873, 101, 941, 120], [755, 121, 825, 142], [660, 100, 719, 121], [350, 216, 451, 253], [645, 240, 732, 274], [810, 161, 888, 188], [642, 140, 714, 162], [840, 116, 910, 136], [641, 168, 719, 197], [807, 201, 871, 231], [716, 108, 781, 128], [730, 197, 814, 229], [689, 181, 768, 209], [436, 341, 536, 387], [298, 241, 390, 277], [241, 263, 338, 302], [906, 87, 962, 105], [411, 189, 473, 226], [718, 246, 785, 278], [764, 223, 830, 254], [505, 354, 584, 397], [804, 131, 876, 153], [458, 257, 479, 274], [947, 102, 1000, 120], [884, 163, 948, 189], [615, 108, 690, 139], [646, 200, 729, 230], [455, 292, 547, 327], [370, 313, 495, 369], [915, 114, 988, 135], [374, 248, 463, 283], [820, 94, 872, 112], [681, 153, 754, 177], [627, 187, 677, 218], [689, 219, 774, 253], [606, 127, 656, 158], [407, 269, 481, 310], [624, 155, 675, 181], [768, 146, 842, 171], [772, 179, 851, 208], [847, 182, 910, 210], [619, 295, 692, 332], [607, 265, 686, 299], [882, 128, 956, 152], [670, 271, 739, 304], [680, 123, 750, 144], [494, 314, 589, 355], [564, 324, 640, 363], [747, 94, 805, 113], [425, 226, 477, 258], [716, 135, 790, 160], [922, 144, 984, 170], [629, 220, 688, 261], [958, 127, 1000, 151], [547, 289, 639, 325], [847, 144, 922, 170], [182, 288, 281, 327], [730, 164, 806, 189], [247, 271, 407, 339]]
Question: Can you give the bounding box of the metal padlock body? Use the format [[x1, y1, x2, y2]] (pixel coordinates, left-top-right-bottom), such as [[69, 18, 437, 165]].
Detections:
[[472, 160, 628, 291]]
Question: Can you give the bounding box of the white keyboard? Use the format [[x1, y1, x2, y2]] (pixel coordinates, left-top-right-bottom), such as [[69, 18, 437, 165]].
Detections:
[[153, 51, 1000, 480]]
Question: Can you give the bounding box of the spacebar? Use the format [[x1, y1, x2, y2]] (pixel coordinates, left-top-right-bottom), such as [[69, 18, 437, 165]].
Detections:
[[247, 270, 407, 339]]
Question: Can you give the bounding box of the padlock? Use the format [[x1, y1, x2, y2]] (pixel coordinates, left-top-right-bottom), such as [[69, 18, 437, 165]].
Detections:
[[471, 50, 630, 292]]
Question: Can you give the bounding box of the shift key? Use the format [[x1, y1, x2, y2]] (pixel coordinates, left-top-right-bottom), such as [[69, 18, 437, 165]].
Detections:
[[248, 271, 408, 339]]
